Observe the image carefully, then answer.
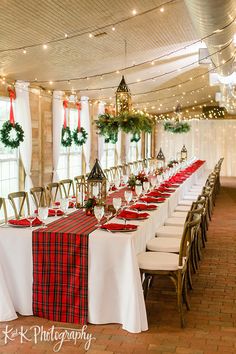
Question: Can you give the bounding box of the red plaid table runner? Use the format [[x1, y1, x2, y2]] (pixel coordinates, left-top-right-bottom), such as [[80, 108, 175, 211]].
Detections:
[[32, 210, 97, 324]]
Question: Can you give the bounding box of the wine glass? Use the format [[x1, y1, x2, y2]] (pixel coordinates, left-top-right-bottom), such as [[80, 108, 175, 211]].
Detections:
[[135, 184, 143, 199], [124, 190, 133, 206], [114, 179, 120, 189], [26, 212, 37, 229], [38, 207, 48, 228], [122, 175, 128, 184], [113, 197, 122, 215], [60, 198, 69, 217], [150, 176, 157, 189], [143, 181, 150, 194], [94, 205, 104, 227]]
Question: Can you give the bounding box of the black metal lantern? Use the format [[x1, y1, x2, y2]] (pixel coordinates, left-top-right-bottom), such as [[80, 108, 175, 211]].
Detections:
[[116, 75, 132, 114], [181, 145, 187, 161], [87, 159, 107, 202], [156, 148, 165, 167]]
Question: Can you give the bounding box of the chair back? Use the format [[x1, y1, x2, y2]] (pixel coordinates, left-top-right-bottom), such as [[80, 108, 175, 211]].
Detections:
[[0, 197, 8, 224], [46, 182, 60, 205], [8, 191, 30, 219], [59, 179, 75, 198], [74, 175, 86, 185], [30, 187, 47, 209]]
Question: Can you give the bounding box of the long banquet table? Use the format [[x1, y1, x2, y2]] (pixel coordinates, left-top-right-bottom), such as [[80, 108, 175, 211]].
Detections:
[[0, 162, 207, 333]]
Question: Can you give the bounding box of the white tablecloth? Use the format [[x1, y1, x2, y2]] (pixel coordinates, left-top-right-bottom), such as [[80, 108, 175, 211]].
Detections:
[[0, 163, 207, 332]]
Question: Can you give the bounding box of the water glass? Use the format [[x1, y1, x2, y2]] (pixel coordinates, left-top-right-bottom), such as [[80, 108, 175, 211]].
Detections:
[[113, 197, 122, 215], [60, 198, 69, 217], [38, 207, 48, 228], [26, 213, 36, 229], [94, 205, 104, 227], [143, 181, 150, 193], [124, 190, 133, 205], [135, 184, 142, 198], [150, 176, 157, 189]]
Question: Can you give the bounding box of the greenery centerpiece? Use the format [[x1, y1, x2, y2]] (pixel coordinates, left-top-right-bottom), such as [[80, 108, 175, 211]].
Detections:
[[95, 113, 119, 143]]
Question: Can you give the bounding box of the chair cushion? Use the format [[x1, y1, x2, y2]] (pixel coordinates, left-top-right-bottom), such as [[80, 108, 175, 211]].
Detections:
[[178, 200, 193, 206], [164, 217, 186, 227], [147, 237, 181, 253], [172, 211, 188, 218], [137, 251, 180, 271], [175, 205, 191, 212], [183, 195, 198, 201], [156, 225, 183, 238]]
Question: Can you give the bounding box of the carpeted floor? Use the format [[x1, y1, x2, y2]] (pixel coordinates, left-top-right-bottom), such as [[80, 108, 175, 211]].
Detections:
[[1, 177, 236, 354]]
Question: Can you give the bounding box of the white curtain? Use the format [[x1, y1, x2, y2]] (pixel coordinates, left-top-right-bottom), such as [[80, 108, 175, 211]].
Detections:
[[125, 133, 131, 163], [157, 119, 236, 176], [137, 138, 142, 160], [15, 81, 33, 191], [81, 96, 91, 172], [52, 91, 64, 182], [97, 101, 105, 162]]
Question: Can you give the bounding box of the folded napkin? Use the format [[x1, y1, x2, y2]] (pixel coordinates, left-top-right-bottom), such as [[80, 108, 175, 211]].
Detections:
[[148, 191, 171, 198], [130, 203, 157, 211], [117, 210, 149, 219], [140, 197, 165, 203], [100, 223, 137, 231], [35, 209, 64, 217], [69, 201, 75, 208], [8, 217, 42, 227]]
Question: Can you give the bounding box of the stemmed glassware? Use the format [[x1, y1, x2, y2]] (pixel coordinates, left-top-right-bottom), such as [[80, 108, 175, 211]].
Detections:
[[94, 205, 105, 227], [26, 212, 37, 229], [143, 181, 150, 194], [124, 190, 133, 206], [113, 197, 122, 216], [150, 176, 157, 189], [114, 179, 120, 189], [122, 175, 128, 184], [135, 184, 142, 200], [38, 207, 49, 228], [60, 198, 69, 217]]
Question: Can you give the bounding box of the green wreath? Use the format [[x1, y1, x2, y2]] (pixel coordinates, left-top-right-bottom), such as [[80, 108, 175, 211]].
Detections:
[[72, 127, 88, 146], [0, 121, 24, 149], [164, 121, 190, 134], [130, 132, 141, 143], [61, 126, 72, 147]]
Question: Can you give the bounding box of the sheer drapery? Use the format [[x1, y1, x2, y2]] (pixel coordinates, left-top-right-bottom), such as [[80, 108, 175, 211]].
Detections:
[[81, 96, 91, 172], [125, 134, 131, 163], [52, 91, 64, 182], [137, 139, 142, 160], [157, 119, 236, 176], [97, 102, 105, 162], [15, 81, 33, 191], [116, 131, 122, 164]]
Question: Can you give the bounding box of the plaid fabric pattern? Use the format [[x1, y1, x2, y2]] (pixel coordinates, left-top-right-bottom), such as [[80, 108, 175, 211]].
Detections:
[[32, 210, 97, 324]]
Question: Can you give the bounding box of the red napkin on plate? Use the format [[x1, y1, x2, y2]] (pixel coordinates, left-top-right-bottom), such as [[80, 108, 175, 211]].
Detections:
[[140, 197, 165, 203], [130, 203, 157, 211], [148, 191, 171, 198], [100, 223, 137, 231], [35, 209, 64, 217], [8, 217, 42, 227], [69, 201, 74, 208], [117, 210, 149, 219]]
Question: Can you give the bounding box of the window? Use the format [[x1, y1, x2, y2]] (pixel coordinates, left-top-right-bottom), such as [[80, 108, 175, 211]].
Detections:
[[101, 142, 116, 169], [0, 98, 20, 219], [145, 133, 152, 158], [57, 109, 83, 180], [128, 141, 138, 162]]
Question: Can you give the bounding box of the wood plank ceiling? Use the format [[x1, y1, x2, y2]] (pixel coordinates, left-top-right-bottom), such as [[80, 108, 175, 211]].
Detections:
[[0, 0, 223, 113]]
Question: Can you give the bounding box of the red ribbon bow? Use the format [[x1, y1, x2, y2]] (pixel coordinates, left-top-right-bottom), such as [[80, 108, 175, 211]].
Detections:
[[8, 88, 16, 125], [76, 102, 81, 131], [63, 100, 68, 129]]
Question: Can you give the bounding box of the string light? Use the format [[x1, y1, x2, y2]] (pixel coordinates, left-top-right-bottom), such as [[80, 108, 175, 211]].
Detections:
[[132, 9, 137, 15], [43, 44, 48, 50], [160, 7, 164, 12], [89, 33, 93, 38], [23, 49, 27, 54]]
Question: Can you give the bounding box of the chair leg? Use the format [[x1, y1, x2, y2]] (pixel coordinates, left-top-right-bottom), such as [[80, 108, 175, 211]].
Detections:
[[187, 261, 193, 290], [182, 273, 190, 311], [177, 273, 185, 328], [142, 274, 152, 300]]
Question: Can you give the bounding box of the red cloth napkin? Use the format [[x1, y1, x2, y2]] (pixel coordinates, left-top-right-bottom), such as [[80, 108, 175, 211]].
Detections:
[[148, 191, 171, 198], [140, 197, 165, 203], [117, 210, 149, 219], [69, 201, 74, 208], [130, 203, 157, 211], [35, 209, 64, 217], [8, 217, 42, 227], [54, 201, 60, 206], [100, 223, 137, 231]]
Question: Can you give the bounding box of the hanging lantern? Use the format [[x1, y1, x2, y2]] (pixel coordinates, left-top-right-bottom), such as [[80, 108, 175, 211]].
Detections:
[[181, 145, 188, 161], [87, 159, 107, 203], [115, 75, 132, 114], [156, 148, 165, 168]]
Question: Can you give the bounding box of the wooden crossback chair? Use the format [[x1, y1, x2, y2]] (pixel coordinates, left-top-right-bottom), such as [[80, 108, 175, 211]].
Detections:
[[59, 179, 75, 198], [0, 197, 8, 224], [8, 191, 30, 219], [138, 213, 201, 328], [30, 187, 47, 209], [46, 182, 60, 206]]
